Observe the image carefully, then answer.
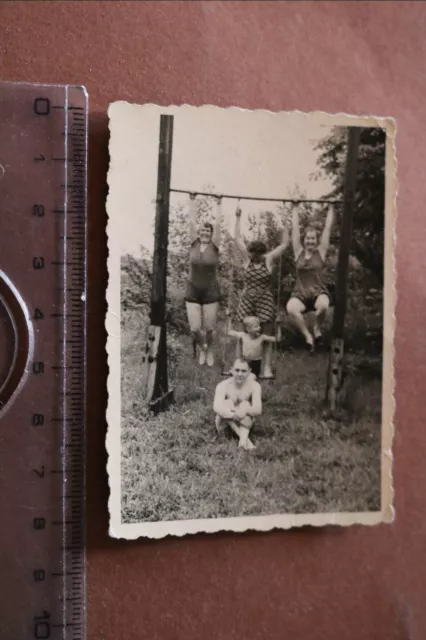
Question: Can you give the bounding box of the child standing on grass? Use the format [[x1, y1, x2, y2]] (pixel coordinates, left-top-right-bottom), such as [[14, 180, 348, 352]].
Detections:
[[227, 315, 276, 378]]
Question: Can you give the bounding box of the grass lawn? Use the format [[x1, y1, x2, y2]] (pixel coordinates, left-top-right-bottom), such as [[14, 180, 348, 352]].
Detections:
[[120, 316, 382, 524]]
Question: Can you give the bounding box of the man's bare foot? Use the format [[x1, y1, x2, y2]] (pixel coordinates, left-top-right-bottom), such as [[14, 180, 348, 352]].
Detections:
[[238, 437, 255, 450]]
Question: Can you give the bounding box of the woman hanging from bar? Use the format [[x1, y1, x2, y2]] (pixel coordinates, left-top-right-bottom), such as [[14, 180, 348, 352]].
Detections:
[[185, 193, 223, 367], [234, 204, 289, 379], [286, 205, 334, 351]]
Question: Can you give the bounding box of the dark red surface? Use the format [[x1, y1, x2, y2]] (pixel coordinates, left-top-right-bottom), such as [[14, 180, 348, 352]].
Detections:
[[0, 2, 425, 638]]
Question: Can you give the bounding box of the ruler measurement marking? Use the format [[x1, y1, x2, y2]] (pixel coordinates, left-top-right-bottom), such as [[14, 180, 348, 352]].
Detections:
[[52, 209, 84, 214], [60, 84, 70, 638], [51, 312, 81, 317], [52, 104, 84, 111], [51, 313, 81, 318], [60, 547, 82, 552], [70, 96, 87, 637]]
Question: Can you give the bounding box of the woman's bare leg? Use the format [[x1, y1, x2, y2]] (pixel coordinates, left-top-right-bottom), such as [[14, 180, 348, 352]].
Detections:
[[313, 294, 330, 339], [286, 297, 313, 347], [186, 302, 205, 363], [203, 302, 220, 366]]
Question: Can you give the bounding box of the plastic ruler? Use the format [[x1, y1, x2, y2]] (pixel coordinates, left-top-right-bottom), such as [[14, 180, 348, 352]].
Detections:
[[0, 82, 87, 640]]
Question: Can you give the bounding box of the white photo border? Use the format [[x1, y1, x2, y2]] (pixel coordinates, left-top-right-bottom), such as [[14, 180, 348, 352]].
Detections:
[[106, 104, 396, 539]]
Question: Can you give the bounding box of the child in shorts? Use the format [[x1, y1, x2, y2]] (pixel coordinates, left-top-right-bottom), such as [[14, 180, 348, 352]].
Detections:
[[227, 315, 276, 377]]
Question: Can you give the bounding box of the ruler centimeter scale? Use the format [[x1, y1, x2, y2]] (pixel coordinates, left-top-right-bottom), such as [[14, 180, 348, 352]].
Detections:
[[0, 83, 87, 639]]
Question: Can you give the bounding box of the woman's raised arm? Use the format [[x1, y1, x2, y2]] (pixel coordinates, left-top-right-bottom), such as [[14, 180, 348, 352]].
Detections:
[[212, 196, 223, 247], [265, 225, 290, 270], [189, 193, 198, 244], [234, 205, 249, 264], [291, 206, 302, 257], [319, 206, 334, 260]]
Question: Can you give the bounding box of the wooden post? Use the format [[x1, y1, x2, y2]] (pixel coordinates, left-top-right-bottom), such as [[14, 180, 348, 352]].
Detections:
[[326, 127, 361, 410], [145, 114, 174, 414]]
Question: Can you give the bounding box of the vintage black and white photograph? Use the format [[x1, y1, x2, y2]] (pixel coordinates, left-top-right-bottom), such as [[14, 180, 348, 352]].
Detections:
[[106, 104, 395, 538]]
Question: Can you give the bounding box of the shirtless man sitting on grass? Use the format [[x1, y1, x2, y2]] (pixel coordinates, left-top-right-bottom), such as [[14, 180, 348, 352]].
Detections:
[[213, 358, 262, 451]]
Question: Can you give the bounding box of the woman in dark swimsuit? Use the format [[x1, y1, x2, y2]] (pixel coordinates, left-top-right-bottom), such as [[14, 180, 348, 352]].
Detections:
[[286, 206, 334, 350], [185, 194, 223, 367], [234, 206, 289, 378]]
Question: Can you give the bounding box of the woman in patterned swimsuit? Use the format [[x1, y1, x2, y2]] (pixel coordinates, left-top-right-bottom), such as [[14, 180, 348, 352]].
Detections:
[[286, 205, 334, 350], [185, 194, 223, 367], [234, 206, 289, 378]]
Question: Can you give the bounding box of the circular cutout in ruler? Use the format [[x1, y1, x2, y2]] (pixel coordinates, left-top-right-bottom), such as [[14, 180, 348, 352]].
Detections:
[[0, 295, 17, 390], [0, 271, 33, 413], [0, 82, 87, 640]]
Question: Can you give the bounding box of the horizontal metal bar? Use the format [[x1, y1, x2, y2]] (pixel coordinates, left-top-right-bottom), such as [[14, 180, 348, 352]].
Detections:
[[170, 187, 343, 205]]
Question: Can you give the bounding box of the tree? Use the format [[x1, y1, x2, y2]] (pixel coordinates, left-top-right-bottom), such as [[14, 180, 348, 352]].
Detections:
[[121, 248, 152, 313], [313, 126, 386, 284]]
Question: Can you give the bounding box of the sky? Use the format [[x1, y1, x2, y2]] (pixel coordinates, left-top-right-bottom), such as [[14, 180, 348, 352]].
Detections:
[[108, 104, 335, 257]]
